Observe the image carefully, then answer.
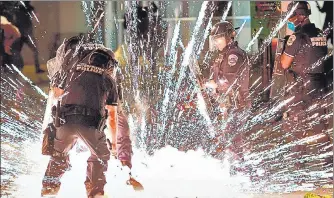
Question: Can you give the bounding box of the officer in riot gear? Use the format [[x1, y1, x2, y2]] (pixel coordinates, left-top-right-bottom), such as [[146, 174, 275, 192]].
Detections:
[[41, 36, 119, 198], [208, 21, 250, 109], [207, 21, 250, 165], [280, 1, 331, 170]]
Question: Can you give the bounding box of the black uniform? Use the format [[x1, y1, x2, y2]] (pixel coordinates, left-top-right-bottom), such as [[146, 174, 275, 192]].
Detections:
[[0, 1, 42, 72], [211, 41, 250, 160], [283, 23, 327, 114], [41, 42, 118, 198], [211, 41, 250, 109], [282, 23, 330, 170]]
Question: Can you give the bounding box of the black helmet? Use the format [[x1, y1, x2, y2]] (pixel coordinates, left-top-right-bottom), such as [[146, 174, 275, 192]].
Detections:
[[65, 38, 118, 70], [88, 48, 118, 69], [287, 1, 311, 18], [210, 21, 236, 38], [64, 35, 86, 52]]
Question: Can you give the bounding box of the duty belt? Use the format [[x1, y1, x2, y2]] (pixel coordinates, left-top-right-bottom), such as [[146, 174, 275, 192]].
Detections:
[[60, 105, 100, 117]]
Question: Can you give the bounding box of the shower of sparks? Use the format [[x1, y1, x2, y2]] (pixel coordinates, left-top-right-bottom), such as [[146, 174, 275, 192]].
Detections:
[[251, 2, 300, 63], [221, 1, 232, 22], [31, 11, 40, 24], [236, 19, 247, 38], [27, 35, 37, 48], [91, 11, 105, 33], [1, 1, 333, 198], [246, 27, 263, 52]]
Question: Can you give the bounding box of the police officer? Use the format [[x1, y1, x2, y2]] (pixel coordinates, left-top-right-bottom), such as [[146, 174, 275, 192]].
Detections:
[[281, 1, 327, 102], [0, 15, 21, 69], [280, 1, 330, 170], [207, 21, 250, 164], [281, 1, 328, 118], [208, 21, 250, 110], [41, 36, 119, 198]]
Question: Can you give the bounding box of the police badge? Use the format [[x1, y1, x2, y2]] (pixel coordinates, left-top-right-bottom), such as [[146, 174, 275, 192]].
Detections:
[[287, 35, 296, 46], [228, 54, 238, 66]]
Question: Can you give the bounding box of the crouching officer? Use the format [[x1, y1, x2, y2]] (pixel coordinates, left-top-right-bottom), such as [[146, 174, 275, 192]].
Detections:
[[280, 1, 330, 169], [206, 21, 251, 162], [41, 36, 119, 198]]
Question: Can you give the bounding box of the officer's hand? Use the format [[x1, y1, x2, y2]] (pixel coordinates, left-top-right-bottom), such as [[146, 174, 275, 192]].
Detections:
[[217, 79, 230, 93], [107, 138, 117, 158], [3, 24, 21, 55], [121, 160, 132, 169], [111, 148, 117, 158]]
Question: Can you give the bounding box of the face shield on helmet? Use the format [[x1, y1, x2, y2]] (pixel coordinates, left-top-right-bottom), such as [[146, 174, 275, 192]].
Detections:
[[46, 36, 85, 79], [209, 21, 236, 52], [47, 42, 66, 79], [209, 33, 228, 52]]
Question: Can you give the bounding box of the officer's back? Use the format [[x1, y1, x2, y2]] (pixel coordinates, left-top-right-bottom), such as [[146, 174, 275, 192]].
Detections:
[[42, 38, 118, 198], [62, 68, 115, 113], [59, 43, 118, 126]]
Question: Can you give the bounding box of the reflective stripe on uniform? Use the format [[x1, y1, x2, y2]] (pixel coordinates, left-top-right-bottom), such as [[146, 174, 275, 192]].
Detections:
[[284, 52, 294, 58]]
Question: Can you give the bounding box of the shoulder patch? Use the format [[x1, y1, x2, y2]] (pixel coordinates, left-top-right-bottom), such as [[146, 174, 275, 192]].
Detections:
[[287, 35, 296, 46], [228, 54, 238, 66]]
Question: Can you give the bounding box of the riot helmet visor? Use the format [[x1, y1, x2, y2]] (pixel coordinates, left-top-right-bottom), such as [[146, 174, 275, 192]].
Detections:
[[209, 34, 228, 51]]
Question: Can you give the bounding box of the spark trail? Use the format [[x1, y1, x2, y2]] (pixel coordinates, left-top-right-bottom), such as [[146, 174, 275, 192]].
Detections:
[[1, 1, 333, 197], [78, 1, 333, 192]]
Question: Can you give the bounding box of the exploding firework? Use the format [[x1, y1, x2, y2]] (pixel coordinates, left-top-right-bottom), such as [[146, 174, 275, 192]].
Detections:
[[0, 1, 333, 198]]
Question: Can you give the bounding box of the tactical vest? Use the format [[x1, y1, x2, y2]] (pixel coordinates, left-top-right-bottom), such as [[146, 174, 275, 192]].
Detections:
[[59, 43, 118, 118], [286, 24, 328, 105], [291, 24, 327, 76], [211, 42, 250, 108]]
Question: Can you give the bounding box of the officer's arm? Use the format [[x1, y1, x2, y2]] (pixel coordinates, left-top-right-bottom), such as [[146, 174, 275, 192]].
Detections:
[[105, 105, 117, 148], [50, 86, 64, 98], [49, 72, 66, 99], [280, 54, 294, 69], [105, 83, 119, 150], [280, 34, 298, 69]]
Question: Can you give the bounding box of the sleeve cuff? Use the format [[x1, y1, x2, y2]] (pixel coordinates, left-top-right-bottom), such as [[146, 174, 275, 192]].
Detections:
[[283, 52, 294, 58]]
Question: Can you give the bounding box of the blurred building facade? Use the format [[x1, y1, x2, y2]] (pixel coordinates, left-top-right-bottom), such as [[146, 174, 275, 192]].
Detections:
[[22, 1, 328, 65], [18, 1, 329, 94]]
